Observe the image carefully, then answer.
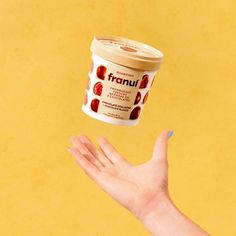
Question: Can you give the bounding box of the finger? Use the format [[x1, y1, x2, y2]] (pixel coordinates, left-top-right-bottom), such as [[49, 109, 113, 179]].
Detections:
[[68, 147, 100, 180], [97, 136, 129, 165], [78, 135, 113, 166], [71, 136, 104, 169], [152, 130, 171, 162]]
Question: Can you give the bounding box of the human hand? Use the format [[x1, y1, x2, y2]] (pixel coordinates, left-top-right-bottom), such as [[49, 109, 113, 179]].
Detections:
[[68, 131, 209, 236], [68, 130, 172, 219]]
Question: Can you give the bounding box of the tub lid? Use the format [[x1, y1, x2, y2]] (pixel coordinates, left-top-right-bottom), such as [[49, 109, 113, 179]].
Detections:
[[90, 36, 163, 71]]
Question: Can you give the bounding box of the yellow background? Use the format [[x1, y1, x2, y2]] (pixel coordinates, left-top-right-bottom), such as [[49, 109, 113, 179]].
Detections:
[[1, 0, 236, 235]]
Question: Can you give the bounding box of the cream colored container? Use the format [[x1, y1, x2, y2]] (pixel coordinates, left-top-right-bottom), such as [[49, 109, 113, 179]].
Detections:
[[82, 36, 163, 126]]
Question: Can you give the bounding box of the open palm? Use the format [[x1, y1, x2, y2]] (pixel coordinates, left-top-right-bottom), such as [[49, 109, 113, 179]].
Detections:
[[68, 131, 171, 219]]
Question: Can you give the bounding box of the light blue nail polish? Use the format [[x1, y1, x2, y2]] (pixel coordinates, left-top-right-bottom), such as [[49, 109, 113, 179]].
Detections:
[[168, 130, 174, 139]]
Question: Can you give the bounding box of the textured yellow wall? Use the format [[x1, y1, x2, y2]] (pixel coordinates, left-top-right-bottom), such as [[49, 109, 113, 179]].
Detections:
[[0, 0, 236, 235]]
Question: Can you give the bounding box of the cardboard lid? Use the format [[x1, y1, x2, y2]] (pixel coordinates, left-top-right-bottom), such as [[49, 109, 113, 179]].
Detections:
[[90, 36, 163, 71]]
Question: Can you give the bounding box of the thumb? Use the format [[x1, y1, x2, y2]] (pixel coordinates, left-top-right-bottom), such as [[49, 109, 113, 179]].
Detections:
[[152, 130, 173, 162]]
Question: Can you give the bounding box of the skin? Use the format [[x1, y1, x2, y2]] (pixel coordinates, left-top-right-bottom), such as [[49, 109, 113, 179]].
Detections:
[[68, 131, 209, 236]]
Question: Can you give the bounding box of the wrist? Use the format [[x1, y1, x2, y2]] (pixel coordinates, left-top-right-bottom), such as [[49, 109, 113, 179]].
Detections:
[[139, 194, 173, 222], [138, 195, 209, 236], [137, 195, 177, 236]]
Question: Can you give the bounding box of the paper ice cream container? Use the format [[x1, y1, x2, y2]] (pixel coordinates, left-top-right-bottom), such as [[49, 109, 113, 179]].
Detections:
[[82, 36, 163, 126]]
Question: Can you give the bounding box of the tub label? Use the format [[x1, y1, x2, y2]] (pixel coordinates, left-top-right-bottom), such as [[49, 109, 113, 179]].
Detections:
[[98, 63, 142, 119]]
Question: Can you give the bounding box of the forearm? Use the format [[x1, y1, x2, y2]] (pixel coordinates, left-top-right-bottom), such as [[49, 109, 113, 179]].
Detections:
[[139, 197, 209, 236]]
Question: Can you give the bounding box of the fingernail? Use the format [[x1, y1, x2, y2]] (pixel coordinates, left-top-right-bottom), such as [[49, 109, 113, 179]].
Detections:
[[168, 130, 174, 139]]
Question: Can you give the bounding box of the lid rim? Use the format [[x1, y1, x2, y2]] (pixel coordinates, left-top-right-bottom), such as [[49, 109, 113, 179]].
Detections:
[[95, 35, 163, 60], [90, 35, 163, 71]]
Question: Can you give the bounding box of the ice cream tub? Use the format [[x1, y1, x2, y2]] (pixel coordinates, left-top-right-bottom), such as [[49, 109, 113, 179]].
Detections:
[[82, 36, 163, 126]]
